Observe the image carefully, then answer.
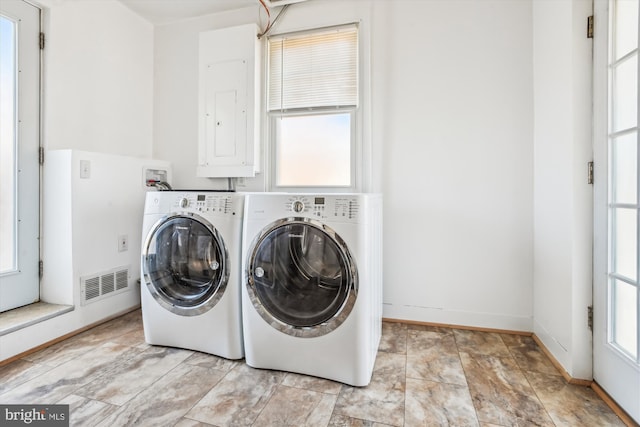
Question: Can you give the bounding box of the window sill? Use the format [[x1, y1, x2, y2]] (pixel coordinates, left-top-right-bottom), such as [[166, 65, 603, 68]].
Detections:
[[0, 302, 74, 337]]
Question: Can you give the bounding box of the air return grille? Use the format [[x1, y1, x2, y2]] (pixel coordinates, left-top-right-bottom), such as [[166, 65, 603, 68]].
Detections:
[[116, 269, 128, 290], [80, 266, 131, 305]]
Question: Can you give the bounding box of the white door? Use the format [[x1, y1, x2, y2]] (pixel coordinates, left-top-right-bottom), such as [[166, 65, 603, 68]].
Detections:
[[593, 0, 640, 423], [0, 0, 40, 312]]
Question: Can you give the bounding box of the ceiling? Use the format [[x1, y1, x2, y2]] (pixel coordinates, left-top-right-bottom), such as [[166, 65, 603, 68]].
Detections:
[[117, 0, 258, 25]]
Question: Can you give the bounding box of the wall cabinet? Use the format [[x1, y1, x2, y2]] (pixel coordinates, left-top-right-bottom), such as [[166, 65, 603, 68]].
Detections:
[[198, 24, 261, 177]]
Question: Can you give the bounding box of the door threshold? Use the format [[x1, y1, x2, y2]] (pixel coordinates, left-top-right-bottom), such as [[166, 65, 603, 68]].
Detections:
[[0, 302, 74, 336]]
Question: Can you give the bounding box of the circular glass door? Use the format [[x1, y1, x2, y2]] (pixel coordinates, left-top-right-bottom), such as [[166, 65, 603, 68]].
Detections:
[[142, 214, 228, 316], [246, 218, 357, 337]]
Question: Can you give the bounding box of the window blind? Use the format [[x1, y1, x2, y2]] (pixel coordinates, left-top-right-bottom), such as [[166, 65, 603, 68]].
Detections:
[[268, 25, 358, 112]]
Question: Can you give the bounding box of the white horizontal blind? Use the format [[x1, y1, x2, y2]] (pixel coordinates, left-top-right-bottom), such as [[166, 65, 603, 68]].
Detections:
[[268, 25, 358, 112]]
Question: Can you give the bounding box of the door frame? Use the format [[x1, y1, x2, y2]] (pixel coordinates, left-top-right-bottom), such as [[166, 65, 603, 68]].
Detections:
[[592, 0, 640, 423], [0, 0, 42, 312]]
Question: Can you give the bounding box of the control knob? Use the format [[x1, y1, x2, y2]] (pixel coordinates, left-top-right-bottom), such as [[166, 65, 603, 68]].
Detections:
[[179, 197, 189, 208], [292, 201, 304, 213]]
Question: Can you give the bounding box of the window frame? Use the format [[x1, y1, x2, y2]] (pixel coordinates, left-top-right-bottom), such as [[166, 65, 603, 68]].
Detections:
[[265, 24, 362, 193]]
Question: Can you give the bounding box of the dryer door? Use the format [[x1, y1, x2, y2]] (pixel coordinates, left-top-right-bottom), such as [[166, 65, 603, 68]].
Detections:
[[142, 214, 228, 316], [246, 218, 357, 337]]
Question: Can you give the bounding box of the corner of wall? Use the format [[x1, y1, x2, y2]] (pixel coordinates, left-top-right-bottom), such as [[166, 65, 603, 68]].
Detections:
[[532, 0, 594, 381]]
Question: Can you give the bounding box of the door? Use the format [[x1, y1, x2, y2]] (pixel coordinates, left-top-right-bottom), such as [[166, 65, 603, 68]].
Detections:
[[0, 0, 40, 312], [142, 214, 229, 316], [245, 218, 357, 338], [593, 0, 640, 423]]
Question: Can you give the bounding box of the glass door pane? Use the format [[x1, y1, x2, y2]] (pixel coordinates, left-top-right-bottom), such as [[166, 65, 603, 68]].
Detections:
[[612, 132, 637, 204], [614, 0, 639, 59], [613, 278, 638, 358], [0, 15, 17, 274], [608, 0, 639, 360], [612, 55, 638, 132], [613, 208, 638, 281]]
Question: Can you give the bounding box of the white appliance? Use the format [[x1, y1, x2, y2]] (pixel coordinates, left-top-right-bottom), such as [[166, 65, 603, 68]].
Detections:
[[141, 191, 244, 359], [241, 193, 383, 386]]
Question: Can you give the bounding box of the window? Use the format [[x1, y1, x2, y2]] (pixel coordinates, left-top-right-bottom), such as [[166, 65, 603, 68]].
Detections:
[[267, 24, 359, 190]]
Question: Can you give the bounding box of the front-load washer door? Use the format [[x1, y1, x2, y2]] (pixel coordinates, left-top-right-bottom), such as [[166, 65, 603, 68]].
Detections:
[[246, 218, 357, 337], [142, 213, 229, 316]]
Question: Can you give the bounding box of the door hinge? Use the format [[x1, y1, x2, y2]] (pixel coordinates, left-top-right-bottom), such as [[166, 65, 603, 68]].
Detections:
[[39, 32, 45, 50], [39, 147, 44, 165], [39, 260, 43, 279], [587, 16, 594, 38], [588, 161, 594, 184], [588, 305, 593, 331]]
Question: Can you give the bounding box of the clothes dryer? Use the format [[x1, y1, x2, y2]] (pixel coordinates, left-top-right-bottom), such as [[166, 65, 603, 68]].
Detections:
[[141, 191, 244, 359], [241, 193, 383, 386]]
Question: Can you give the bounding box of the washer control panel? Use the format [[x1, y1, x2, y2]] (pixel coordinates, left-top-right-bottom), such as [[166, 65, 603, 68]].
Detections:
[[145, 191, 243, 217]]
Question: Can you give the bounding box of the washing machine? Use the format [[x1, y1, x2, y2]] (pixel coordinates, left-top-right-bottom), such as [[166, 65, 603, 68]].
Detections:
[[141, 191, 244, 359], [241, 193, 383, 386]]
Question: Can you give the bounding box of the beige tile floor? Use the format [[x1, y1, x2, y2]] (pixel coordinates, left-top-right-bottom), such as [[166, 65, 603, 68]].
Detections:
[[0, 309, 628, 426]]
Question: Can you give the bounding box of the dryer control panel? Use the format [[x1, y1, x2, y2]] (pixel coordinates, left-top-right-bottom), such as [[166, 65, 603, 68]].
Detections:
[[284, 195, 361, 221]]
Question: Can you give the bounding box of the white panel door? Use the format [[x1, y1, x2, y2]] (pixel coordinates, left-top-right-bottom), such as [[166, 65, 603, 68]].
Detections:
[[593, 0, 640, 423], [0, 0, 40, 312]]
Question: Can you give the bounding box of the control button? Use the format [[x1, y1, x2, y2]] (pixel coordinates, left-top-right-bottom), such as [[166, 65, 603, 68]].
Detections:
[[292, 201, 304, 213], [179, 197, 189, 208]]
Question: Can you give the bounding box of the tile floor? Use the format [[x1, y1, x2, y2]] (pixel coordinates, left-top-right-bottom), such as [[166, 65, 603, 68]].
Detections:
[[0, 309, 627, 426]]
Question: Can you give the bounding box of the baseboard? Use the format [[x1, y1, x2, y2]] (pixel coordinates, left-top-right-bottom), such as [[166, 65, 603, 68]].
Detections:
[[529, 334, 592, 386], [591, 382, 639, 427], [382, 317, 531, 336], [382, 304, 532, 332]]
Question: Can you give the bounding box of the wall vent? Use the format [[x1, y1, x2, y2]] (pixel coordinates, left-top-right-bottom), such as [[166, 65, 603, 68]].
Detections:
[[80, 265, 131, 305], [116, 269, 128, 290]]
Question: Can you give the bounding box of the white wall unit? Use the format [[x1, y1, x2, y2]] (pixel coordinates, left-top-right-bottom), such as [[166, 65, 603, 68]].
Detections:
[[41, 150, 171, 306], [197, 24, 261, 178]]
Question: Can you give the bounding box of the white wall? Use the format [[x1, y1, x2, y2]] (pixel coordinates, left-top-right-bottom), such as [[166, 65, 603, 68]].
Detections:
[[375, 1, 534, 330], [153, 0, 535, 331], [39, 0, 153, 157], [532, 0, 593, 380]]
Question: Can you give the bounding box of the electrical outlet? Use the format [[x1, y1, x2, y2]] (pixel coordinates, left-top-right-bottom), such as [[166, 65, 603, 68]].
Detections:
[[118, 235, 128, 252], [80, 160, 91, 179]]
